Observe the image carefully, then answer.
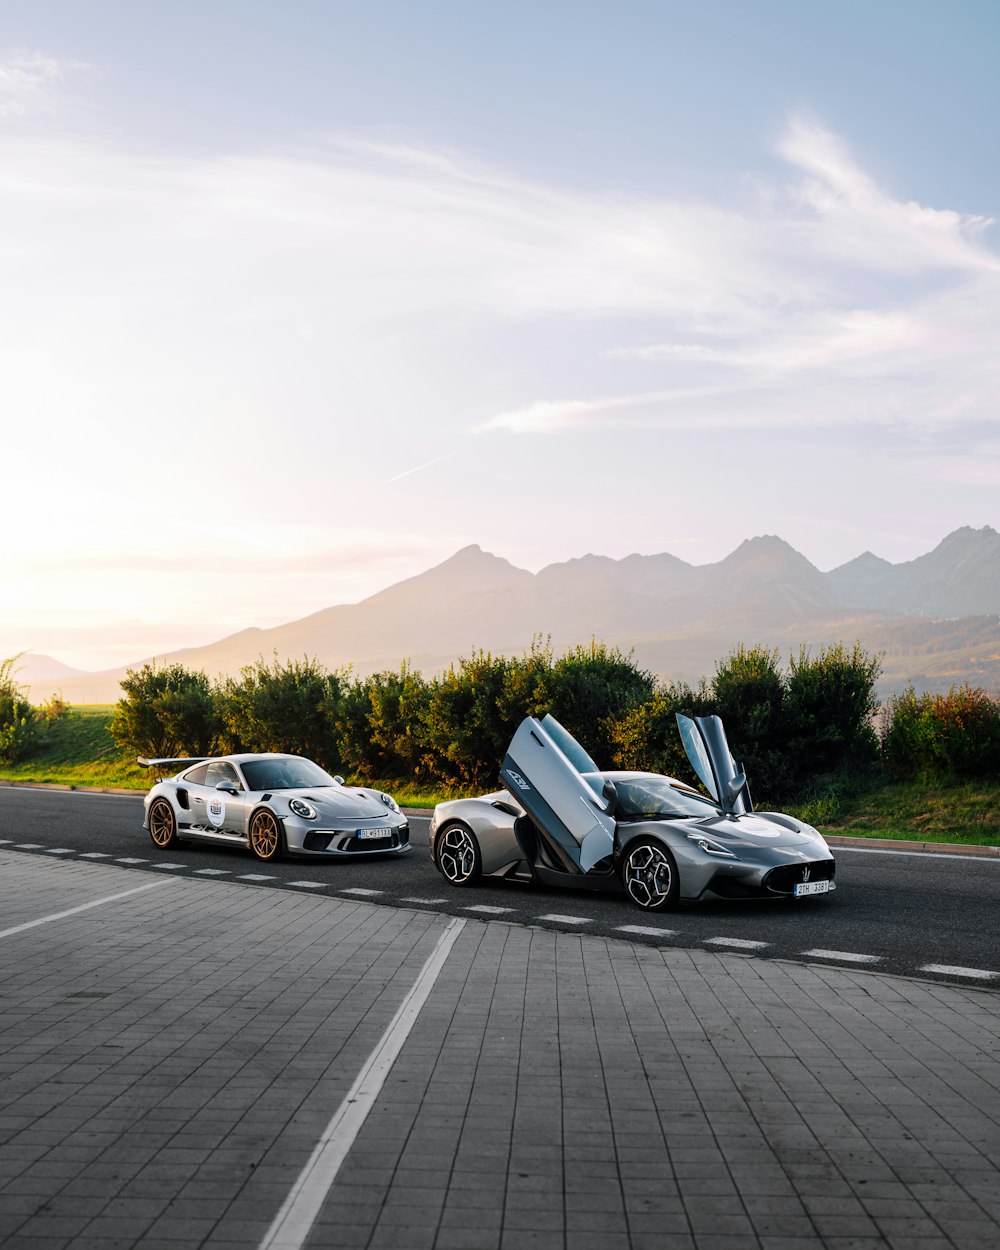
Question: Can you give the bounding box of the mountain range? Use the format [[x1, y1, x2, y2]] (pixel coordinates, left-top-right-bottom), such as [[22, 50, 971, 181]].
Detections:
[[20, 525, 1000, 704]]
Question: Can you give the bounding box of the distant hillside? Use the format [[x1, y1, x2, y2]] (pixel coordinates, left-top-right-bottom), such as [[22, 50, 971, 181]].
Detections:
[[23, 526, 1000, 704]]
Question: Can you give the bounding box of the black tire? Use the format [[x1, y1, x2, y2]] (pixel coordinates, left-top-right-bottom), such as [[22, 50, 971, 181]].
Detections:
[[148, 798, 178, 850], [620, 838, 680, 911], [249, 809, 285, 862], [435, 822, 482, 886]]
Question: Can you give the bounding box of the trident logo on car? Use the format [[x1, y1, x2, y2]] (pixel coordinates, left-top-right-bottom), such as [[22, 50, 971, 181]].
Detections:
[[802, 865, 811, 883]]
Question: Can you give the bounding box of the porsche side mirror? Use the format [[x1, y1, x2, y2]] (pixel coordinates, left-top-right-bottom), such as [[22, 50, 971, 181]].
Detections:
[[215, 781, 239, 795]]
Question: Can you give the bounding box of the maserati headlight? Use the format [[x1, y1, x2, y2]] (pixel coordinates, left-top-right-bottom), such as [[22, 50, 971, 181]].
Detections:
[[289, 798, 317, 820], [686, 833, 737, 858], [380, 793, 400, 813]]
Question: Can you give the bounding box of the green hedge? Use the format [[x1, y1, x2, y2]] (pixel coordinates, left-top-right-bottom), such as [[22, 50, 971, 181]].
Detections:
[[87, 638, 1000, 799]]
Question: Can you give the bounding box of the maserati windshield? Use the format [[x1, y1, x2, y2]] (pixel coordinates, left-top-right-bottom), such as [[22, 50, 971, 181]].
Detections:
[[614, 776, 719, 820], [241, 757, 337, 791]]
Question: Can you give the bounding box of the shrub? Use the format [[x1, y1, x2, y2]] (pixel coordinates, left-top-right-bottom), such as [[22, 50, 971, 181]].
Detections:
[[882, 684, 1000, 781], [0, 655, 38, 762], [215, 655, 343, 771], [110, 662, 219, 760], [784, 643, 881, 777], [337, 664, 432, 781]]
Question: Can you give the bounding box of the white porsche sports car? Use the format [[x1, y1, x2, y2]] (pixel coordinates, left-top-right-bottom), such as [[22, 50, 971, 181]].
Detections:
[[140, 753, 410, 862]]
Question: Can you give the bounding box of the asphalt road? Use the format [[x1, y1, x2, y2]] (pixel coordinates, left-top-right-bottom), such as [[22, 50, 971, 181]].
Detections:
[[2, 785, 999, 987]]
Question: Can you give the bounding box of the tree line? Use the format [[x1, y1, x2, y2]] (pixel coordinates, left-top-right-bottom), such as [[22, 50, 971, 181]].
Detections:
[[3, 642, 999, 797]]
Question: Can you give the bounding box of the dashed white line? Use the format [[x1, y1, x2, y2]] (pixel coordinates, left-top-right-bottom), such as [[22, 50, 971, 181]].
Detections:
[[239, 874, 276, 881], [463, 905, 514, 915], [116, 858, 148, 864], [617, 925, 677, 938], [194, 869, 231, 876], [802, 949, 881, 964], [14, 843, 43, 849], [79, 852, 113, 859], [0, 879, 170, 941], [0, 839, 12, 845], [153, 863, 187, 870], [258, 917, 466, 1250], [288, 881, 327, 889], [919, 964, 999, 980], [340, 888, 383, 897], [400, 898, 448, 905], [704, 937, 769, 949], [535, 914, 591, 925], [44, 848, 75, 855]]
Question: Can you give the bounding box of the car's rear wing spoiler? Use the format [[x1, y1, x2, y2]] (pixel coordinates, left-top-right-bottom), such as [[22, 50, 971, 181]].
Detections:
[[137, 756, 211, 771]]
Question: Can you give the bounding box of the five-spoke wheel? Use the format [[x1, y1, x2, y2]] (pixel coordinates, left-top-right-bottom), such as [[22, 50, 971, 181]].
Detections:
[[249, 809, 284, 861], [148, 798, 178, 849], [436, 822, 482, 886], [621, 839, 679, 911]]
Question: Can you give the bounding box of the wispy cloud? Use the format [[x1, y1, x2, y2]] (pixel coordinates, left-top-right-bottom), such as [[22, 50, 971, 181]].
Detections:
[[0, 49, 80, 118]]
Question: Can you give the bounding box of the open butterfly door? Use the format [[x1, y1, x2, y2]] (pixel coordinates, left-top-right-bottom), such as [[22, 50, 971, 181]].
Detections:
[[500, 716, 615, 873]]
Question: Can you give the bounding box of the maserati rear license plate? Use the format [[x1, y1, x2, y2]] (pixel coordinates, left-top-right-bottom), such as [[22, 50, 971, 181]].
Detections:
[[357, 829, 390, 840], [794, 880, 830, 897]]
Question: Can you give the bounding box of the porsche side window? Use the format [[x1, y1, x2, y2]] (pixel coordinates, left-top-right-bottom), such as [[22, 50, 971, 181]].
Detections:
[[182, 763, 211, 785], [205, 761, 242, 790]]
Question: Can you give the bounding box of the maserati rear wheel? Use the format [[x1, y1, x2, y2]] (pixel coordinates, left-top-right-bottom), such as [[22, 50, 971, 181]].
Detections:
[[621, 839, 679, 911], [148, 798, 178, 849], [249, 810, 284, 861], [436, 822, 482, 886]]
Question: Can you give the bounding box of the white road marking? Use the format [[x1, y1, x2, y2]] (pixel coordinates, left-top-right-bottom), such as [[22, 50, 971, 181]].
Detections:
[[116, 858, 148, 864], [400, 897, 448, 905], [258, 917, 466, 1250], [14, 843, 43, 849], [704, 937, 769, 949], [802, 949, 881, 964], [0, 879, 170, 941], [79, 852, 113, 858], [463, 905, 514, 915], [535, 914, 591, 925], [0, 839, 11, 844], [340, 888, 383, 897], [617, 925, 677, 938], [239, 874, 276, 881], [193, 869, 231, 876], [44, 848, 75, 855], [153, 863, 187, 870], [288, 881, 326, 889], [919, 964, 999, 980]]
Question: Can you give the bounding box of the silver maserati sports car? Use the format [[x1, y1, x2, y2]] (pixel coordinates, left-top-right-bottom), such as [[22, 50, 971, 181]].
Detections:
[[430, 713, 835, 911], [140, 753, 410, 861]]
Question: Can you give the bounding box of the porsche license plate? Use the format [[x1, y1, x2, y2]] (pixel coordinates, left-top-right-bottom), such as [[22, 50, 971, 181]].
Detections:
[[357, 829, 391, 840], [794, 879, 830, 897]]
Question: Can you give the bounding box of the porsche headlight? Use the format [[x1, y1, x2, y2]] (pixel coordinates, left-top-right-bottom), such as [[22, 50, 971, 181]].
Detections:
[[289, 798, 317, 820], [380, 793, 400, 814], [687, 833, 737, 858]]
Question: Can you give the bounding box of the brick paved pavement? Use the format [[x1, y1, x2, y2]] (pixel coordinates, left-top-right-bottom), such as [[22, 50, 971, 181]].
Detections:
[[1, 850, 999, 1249]]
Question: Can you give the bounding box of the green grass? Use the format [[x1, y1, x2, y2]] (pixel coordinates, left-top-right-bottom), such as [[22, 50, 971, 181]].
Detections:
[[789, 779, 1000, 846], [2, 710, 998, 844]]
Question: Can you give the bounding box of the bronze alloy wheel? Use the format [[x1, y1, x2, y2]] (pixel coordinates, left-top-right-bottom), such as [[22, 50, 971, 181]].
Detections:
[[436, 822, 482, 886], [249, 809, 283, 861], [622, 838, 680, 911], [148, 798, 178, 849]]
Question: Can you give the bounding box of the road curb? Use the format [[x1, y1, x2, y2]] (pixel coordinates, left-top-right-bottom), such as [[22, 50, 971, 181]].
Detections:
[[826, 833, 1000, 857]]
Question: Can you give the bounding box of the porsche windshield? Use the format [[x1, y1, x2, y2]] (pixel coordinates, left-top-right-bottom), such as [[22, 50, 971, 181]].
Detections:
[[614, 776, 719, 820], [241, 757, 337, 791]]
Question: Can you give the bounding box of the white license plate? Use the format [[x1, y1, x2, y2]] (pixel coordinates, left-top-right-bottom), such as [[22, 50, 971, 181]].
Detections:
[[794, 879, 830, 897], [356, 829, 391, 840]]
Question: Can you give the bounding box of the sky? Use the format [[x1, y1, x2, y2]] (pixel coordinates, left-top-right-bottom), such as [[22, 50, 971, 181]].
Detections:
[[1, 0, 999, 671]]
